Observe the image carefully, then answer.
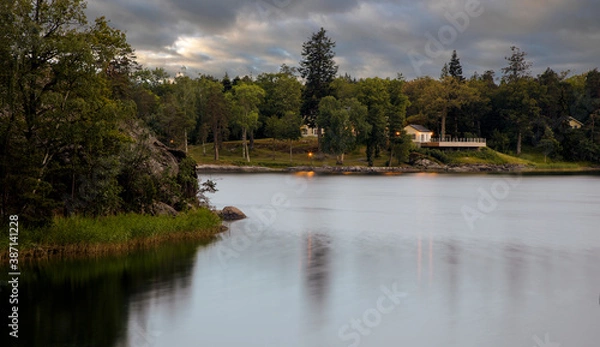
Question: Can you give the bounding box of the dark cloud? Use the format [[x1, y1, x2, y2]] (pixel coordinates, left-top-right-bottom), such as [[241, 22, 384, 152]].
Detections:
[[85, 0, 600, 79]]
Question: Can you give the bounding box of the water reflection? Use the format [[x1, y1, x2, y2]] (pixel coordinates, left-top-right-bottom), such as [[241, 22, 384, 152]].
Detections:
[[302, 231, 331, 327], [0, 240, 212, 347]]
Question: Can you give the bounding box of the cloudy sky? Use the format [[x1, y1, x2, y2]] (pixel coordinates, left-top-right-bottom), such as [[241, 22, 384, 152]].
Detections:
[[85, 0, 600, 80]]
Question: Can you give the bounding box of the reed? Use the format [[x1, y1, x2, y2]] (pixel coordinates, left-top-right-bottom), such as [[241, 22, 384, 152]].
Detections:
[[0, 209, 223, 260]]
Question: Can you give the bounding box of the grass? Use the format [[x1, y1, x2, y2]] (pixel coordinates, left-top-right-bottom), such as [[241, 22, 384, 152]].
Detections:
[[190, 137, 398, 168], [189, 137, 598, 172], [0, 208, 222, 260]]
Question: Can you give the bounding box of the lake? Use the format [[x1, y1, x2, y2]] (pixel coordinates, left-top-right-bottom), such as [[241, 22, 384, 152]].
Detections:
[[5, 173, 600, 347]]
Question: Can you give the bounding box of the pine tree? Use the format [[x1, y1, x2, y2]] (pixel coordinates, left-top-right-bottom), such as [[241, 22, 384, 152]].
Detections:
[[299, 27, 338, 152], [448, 50, 463, 81], [501, 46, 532, 84], [441, 63, 449, 79]]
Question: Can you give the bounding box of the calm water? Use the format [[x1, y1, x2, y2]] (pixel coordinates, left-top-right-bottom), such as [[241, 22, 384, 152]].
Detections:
[[4, 173, 600, 347]]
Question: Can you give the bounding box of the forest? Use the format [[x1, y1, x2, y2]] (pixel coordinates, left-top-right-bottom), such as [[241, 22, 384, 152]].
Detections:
[[1, 0, 599, 224]]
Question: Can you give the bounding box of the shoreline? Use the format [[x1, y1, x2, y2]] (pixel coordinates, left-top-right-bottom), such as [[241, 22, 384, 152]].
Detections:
[[0, 209, 226, 262], [197, 164, 600, 174], [3, 227, 226, 262]]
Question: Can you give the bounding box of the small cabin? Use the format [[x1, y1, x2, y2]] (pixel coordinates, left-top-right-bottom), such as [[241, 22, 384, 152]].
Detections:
[[404, 124, 434, 144]]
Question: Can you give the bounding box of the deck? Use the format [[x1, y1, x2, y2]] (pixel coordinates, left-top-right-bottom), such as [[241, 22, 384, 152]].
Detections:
[[420, 138, 486, 148]]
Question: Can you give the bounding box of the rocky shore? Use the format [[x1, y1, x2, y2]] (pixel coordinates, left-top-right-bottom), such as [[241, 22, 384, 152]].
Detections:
[[197, 162, 530, 174]]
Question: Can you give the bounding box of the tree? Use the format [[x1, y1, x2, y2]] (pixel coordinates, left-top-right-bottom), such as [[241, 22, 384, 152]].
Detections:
[[386, 77, 411, 166], [537, 126, 560, 162], [499, 46, 538, 155], [172, 76, 199, 152], [265, 112, 302, 162], [441, 63, 450, 79], [448, 50, 464, 81], [228, 83, 265, 162], [222, 72, 232, 93], [358, 78, 389, 166], [198, 77, 229, 160], [416, 77, 479, 139], [501, 46, 532, 84], [299, 27, 338, 152], [256, 69, 303, 139], [318, 97, 355, 165], [0, 0, 141, 223]]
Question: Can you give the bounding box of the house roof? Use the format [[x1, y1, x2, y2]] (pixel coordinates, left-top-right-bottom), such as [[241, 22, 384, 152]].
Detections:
[[567, 116, 583, 125], [406, 124, 433, 133]]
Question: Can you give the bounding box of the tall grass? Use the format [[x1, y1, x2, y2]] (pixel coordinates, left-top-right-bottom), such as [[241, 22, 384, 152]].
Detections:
[[0, 208, 222, 260]]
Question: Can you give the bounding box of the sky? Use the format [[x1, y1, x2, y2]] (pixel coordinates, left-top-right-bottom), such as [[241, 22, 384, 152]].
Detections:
[[85, 0, 600, 80]]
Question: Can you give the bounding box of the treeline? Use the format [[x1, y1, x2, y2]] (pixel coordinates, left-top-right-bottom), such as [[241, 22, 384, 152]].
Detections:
[[404, 48, 600, 162], [133, 44, 600, 168], [2, 1, 600, 224]]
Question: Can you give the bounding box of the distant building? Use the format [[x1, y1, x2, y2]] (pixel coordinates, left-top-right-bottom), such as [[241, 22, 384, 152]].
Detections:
[[301, 125, 323, 137], [404, 124, 486, 149], [404, 124, 434, 145], [567, 116, 584, 129]]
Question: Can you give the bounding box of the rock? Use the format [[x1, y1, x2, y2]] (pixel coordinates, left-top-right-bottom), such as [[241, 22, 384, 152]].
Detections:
[[447, 166, 472, 173], [414, 158, 444, 169], [151, 202, 178, 216], [218, 206, 247, 221]]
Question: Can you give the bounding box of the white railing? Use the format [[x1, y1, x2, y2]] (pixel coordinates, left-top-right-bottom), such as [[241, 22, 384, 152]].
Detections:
[[429, 138, 486, 143]]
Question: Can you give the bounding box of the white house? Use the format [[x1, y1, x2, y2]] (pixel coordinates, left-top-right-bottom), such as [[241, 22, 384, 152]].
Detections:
[[300, 125, 323, 137], [404, 124, 434, 144]]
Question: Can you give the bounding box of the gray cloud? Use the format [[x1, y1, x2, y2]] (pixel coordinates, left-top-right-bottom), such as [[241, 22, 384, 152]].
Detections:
[[85, 0, 600, 79]]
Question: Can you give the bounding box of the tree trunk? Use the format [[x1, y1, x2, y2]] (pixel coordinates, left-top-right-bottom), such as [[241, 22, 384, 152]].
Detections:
[[213, 126, 219, 160], [289, 139, 293, 163], [184, 130, 188, 153], [242, 127, 250, 162], [441, 108, 447, 139], [516, 130, 522, 155], [241, 127, 246, 159], [317, 125, 322, 154]]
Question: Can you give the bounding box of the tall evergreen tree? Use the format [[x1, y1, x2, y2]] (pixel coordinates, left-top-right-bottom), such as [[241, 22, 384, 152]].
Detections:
[[501, 46, 532, 84], [448, 50, 463, 81], [299, 27, 338, 152], [499, 46, 538, 155]]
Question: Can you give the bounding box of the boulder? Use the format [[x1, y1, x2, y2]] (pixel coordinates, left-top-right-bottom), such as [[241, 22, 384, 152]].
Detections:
[[217, 206, 247, 221], [151, 202, 178, 216], [414, 158, 444, 169]]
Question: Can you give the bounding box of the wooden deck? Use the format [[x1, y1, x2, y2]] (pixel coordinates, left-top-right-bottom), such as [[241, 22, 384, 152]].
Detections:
[[420, 138, 486, 148]]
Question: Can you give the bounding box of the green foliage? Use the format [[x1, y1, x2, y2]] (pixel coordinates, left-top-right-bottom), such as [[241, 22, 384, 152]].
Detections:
[[414, 148, 451, 164], [489, 129, 511, 152], [318, 96, 356, 164], [299, 28, 338, 127]]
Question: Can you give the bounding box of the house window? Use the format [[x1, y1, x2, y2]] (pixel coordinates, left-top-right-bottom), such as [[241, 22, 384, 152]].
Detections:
[[420, 134, 425, 142], [411, 134, 416, 140]]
